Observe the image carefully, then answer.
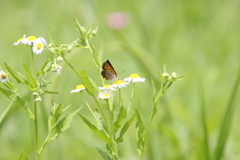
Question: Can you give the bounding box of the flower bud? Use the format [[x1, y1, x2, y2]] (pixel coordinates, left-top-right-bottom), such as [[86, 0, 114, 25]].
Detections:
[[34, 96, 42, 102]]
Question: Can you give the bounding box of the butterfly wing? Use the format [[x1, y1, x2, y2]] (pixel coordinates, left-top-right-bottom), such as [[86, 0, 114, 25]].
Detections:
[[101, 60, 117, 80]]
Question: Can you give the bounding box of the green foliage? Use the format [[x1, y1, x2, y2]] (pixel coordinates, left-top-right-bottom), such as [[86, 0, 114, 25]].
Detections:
[[39, 103, 81, 154], [213, 69, 240, 160], [18, 150, 29, 160], [1, 0, 239, 159], [0, 86, 34, 120], [79, 70, 95, 96]]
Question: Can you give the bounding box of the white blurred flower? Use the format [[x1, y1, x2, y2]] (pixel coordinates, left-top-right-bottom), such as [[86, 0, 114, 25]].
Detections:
[[98, 85, 116, 91], [13, 34, 28, 45], [70, 84, 85, 93], [98, 91, 112, 99], [112, 80, 128, 88], [124, 73, 145, 83]]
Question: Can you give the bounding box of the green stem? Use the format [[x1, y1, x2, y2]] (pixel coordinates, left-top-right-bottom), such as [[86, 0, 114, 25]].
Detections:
[[31, 46, 35, 76], [140, 82, 173, 159], [81, 92, 108, 135], [63, 57, 81, 78], [127, 83, 135, 113], [106, 100, 118, 160], [118, 89, 121, 108], [34, 102, 40, 160], [93, 96, 110, 134]]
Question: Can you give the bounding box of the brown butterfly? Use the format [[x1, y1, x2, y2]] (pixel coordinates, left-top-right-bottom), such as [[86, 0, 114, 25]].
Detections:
[[101, 60, 118, 80]]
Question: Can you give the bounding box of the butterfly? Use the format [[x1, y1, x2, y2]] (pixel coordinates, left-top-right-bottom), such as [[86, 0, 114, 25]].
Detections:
[[101, 60, 118, 80]]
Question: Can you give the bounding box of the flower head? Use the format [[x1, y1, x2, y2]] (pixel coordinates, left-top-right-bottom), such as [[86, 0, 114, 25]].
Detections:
[[70, 84, 85, 93], [124, 73, 145, 83], [98, 91, 112, 99], [98, 84, 116, 91], [32, 37, 46, 55], [13, 35, 27, 45], [112, 80, 128, 88], [0, 70, 8, 83], [25, 36, 37, 45]]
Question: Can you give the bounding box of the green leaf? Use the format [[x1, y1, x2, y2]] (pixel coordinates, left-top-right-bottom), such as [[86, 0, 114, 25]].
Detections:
[[44, 90, 58, 95], [78, 114, 111, 146], [49, 107, 81, 140], [89, 41, 100, 68], [98, 40, 104, 65], [135, 109, 145, 152], [0, 87, 34, 120], [74, 17, 87, 39], [22, 63, 37, 88], [48, 25, 59, 47], [19, 149, 29, 160], [79, 70, 95, 95], [48, 103, 63, 131], [37, 58, 53, 76], [93, 143, 113, 160], [39, 105, 77, 154], [113, 105, 126, 133], [3, 81, 16, 91], [213, 68, 240, 160], [116, 113, 136, 143], [199, 84, 210, 160], [176, 75, 187, 81], [4, 63, 30, 86]]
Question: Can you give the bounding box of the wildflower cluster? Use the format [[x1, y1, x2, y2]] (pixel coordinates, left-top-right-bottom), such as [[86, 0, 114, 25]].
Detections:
[[70, 74, 146, 100], [14, 35, 47, 55], [0, 18, 185, 160]]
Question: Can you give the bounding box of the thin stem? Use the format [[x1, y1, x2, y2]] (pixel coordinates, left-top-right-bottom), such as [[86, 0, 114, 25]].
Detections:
[[31, 46, 35, 76], [141, 82, 173, 159], [127, 83, 135, 113], [81, 92, 108, 135], [118, 89, 121, 108], [93, 96, 111, 134], [63, 57, 81, 78], [34, 102, 39, 160], [106, 99, 118, 160]]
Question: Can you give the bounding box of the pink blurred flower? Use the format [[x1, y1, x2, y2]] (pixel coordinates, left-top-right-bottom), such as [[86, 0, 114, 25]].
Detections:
[[106, 12, 130, 29]]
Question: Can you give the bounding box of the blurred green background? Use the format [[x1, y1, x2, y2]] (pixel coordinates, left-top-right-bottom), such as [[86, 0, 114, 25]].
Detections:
[[0, 0, 240, 159]]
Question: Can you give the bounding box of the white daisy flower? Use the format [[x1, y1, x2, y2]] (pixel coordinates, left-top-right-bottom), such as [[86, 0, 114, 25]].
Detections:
[[25, 36, 37, 45], [98, 91, 112, 99], [13, 34, 27, 45], [123, 73, 145, 83], [0, 70, 8, 83], [70, 84, 85, 93], [98, 84, 117, 91], [112, 80, 128, 88], [32, 37, 46, 55]]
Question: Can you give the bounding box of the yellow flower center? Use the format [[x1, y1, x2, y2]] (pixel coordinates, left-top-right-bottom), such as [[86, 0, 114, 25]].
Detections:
[[36, 43, 43, 50], [103, 93, 110, 97], [104, 85, 111, 88], [27, 36, 37, 41], [76, 84, 85, 90], [129, 74, 139, 78], [1, 73, 7, 79], [17, 38, 24, 42], [114, 80, 123, 85]]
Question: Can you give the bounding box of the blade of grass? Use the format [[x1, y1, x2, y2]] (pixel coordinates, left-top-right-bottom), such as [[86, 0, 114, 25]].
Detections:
[[199, 83, 210, 160], [213, 68, 240, 160]]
